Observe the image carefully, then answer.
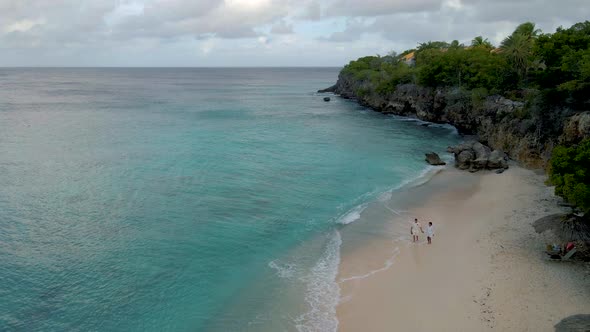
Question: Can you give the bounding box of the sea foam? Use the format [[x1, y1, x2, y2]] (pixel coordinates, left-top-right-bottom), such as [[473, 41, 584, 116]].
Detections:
[[335, 203, 368, 225], [295, 231, 342, 332]]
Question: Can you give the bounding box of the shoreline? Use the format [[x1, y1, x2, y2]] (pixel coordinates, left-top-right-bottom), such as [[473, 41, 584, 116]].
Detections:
[[335, 165, 590, 331]]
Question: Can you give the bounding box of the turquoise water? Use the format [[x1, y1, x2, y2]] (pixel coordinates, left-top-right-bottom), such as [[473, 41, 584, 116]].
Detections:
[[0, 68, 459, 331]]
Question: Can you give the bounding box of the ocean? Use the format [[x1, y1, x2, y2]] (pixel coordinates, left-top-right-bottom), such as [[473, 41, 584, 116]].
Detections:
[[0, 68, 459, 331]]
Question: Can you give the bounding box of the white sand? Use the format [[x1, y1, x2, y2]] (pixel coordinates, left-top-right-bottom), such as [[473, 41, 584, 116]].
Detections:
[[336, 166, 590, 331]]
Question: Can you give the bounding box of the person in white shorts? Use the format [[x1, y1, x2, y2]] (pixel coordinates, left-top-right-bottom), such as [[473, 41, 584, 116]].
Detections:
[[426, 222, 434, 244], [411, 218, 423, 242]]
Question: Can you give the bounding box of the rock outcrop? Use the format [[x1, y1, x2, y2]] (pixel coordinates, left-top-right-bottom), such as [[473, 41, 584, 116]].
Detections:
[[448, 142, 508, 171], [320, 71, 590, 168], [425, 152, 446, 166], [560, 111, 590, 145], [317, 85, 337, 93]]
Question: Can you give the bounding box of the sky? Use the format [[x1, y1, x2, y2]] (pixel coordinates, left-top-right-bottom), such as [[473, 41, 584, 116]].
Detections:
[[0, 0, 588, 67]]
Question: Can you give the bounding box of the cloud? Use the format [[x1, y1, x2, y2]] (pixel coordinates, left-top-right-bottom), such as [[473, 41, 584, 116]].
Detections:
[[270, 20, 294, 34], [0, 0, 586, 66], [319, 19, 368, 42], [326, 0, 443, 17], [300, 1, 322, 21]]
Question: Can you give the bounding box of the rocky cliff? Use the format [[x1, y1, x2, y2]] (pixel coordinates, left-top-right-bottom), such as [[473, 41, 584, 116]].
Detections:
[[322, 71, 590, 168]]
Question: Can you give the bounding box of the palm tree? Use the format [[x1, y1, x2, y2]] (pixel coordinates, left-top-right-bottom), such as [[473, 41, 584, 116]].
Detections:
[[501, 22, 543, 82], [514, 22, 541, 40], [471, 36, 493, 49], [500, 32, 532, 79]]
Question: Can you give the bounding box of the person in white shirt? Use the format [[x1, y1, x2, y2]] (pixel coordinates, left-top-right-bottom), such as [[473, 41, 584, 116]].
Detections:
[[411, 218, 423, 242], [426, 222, 434, 244]]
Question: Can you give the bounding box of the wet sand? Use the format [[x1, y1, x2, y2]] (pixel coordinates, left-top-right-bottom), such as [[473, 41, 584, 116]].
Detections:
[[336, 166, 590, 331]]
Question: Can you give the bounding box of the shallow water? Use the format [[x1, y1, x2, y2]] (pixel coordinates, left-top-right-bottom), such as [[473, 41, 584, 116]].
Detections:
[[0, 68, 459, 331]]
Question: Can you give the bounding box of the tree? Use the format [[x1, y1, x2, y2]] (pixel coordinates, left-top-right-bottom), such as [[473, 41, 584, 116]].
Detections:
[[471, 36, 493, 49], [501, 32, 533, 81], [416, 41, 450, 53], [500, 22, 543, 83], [450, 40, 462, 48], [549, 139, 590, 214], [416, 47, 508, 90], [533, 21, 590, 107], [514, 22, 541, 40]]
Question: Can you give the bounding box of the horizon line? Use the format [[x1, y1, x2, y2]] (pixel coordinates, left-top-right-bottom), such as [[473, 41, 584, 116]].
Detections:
[[0, 66, 343, 69]]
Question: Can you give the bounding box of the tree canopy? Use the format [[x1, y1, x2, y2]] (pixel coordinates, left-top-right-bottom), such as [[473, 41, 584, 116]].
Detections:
[[339, 20, 590, 213], [549, 139, 590, 214]]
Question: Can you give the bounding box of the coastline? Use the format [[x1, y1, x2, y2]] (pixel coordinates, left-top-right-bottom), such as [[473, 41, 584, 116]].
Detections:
[[335, 165, 590, 331]]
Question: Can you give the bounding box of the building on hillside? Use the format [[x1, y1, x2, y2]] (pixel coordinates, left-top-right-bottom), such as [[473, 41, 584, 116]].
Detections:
[[401, 51, 416, 66]]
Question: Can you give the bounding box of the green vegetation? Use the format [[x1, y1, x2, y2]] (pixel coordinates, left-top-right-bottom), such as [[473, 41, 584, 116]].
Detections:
[[341, 21, 590, 106], [416, 46, 509, 91], [549, 139, 590, 214], [340, 21, 590, 214]]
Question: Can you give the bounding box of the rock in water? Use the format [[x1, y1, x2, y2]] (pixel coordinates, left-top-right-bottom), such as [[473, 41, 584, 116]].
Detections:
[[425, 152, 446, 166], [323, 97, 331, 102]]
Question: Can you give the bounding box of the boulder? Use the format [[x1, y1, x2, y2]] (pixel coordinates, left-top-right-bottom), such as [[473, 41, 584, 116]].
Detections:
[[560, 111, 590, 145], [425, 152, 446, 166], [488, 150, 509, 169], [472, 142, 491, 160], [447, 141, 474, 154], [456, 150, 474, 170], [471, 142, 490, 168], [448, 142, 509, 171], [323, 97, 331, 102]]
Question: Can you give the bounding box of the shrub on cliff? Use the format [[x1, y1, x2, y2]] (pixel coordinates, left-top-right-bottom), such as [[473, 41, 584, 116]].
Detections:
[[549, 138, 590, 214], [416, 47, 510, 91], [533, 21, 590, 109], [341, 55, 415, 95]]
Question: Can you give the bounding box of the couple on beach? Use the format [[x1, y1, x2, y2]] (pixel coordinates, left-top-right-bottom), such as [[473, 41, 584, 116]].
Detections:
[[411, 218, 434, 244]]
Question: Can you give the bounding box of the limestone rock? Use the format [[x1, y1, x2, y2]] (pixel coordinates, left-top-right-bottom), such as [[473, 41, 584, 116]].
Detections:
[[456, 150, 474, 170], [488, 150, 509, 169], [472, 142, 491, 169], [448, 142, 509, 171], [425, 152, 446, 166], [317, 85, 337, 93], [560, 112, 590, 145]]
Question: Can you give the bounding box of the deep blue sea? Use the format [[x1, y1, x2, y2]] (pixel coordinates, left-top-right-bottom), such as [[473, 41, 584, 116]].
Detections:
[[0, 68, 459, 331]]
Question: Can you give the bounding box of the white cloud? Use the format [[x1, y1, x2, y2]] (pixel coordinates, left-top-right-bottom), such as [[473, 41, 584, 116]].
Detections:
[[270, 20, 294, 34], [0, 0, 586, 66], [4, 18, 45, 33]]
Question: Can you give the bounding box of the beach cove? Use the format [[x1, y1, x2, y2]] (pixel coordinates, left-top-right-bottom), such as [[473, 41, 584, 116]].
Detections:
[[335, 165, 590, 331]]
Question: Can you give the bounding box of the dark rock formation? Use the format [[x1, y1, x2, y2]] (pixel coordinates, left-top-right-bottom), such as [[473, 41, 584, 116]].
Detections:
[[488, 150, 508, 169], [555, 314, 590, 332], [323, 97, 331, 102], [317, 85, 337, 93], [560, 111, 590, 145], [425, 152, 446, 166], [448, 141, 508, 171], [323, 71, 590, 167], [456, 150, 475, 170]]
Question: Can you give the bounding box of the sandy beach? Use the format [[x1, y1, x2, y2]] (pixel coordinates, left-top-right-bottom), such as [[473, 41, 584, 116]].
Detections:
[[336, 166, 590, 331]]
